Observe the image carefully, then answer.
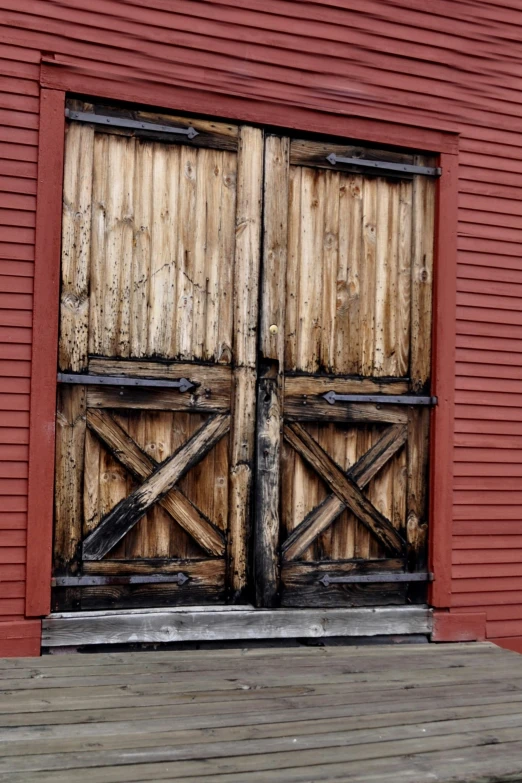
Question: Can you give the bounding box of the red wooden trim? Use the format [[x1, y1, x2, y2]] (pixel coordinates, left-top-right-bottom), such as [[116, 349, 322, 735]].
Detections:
[[26, 63, 458, 619], [0, 620, 41, 658], [25, 88, 65, 617], [429, 151, 459, 609], [432, 610, 486, 643], [40, 60, 459, 154]]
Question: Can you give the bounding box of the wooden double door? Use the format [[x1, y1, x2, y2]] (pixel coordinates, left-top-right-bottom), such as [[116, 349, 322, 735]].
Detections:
[[53, 101, 436, 612]]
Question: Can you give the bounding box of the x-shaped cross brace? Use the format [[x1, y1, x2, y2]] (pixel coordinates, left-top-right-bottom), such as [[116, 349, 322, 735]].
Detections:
[[82, 411, 229, 560], [282, 422, 408, 560]]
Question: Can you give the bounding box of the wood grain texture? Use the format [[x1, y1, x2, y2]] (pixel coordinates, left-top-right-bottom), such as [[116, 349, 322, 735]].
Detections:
[[82, 414, 230, 561], [42, 606, 431, 646], [254, 378, 281, 607], [411, 161, 436, 392], [228, 126, 263, 599], [58, 121, 94, 372], [86, 410, 225, 557], [282, 424, 408, 561], [284, 423, 406, 558], [53, 385, 86, 576], [85, 132, 237, 363]]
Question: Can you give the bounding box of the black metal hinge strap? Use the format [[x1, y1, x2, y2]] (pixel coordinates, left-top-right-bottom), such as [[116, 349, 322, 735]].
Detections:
[[322, 393, 437, 406], [326, 154, 441, 177], [57, 373, 197, 393], [52, 573, 190, 587], [65, 109, 199, 139], [319, 572, 433, 586]]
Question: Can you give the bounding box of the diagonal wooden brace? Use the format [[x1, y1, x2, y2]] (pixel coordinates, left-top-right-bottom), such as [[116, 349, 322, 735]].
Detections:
[[86, 410, 226, 557], [83, 414, 230, 560], [283, 422, 406, 558], [282, 424, 408, 561]]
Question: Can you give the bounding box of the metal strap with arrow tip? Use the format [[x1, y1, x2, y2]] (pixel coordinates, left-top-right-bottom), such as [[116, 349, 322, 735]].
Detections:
[[326, 153, 441, 177], [58, 373, 198, 394], [319, 572, 433, 586], [52, 573, 190, 587], [322, 392, 437, 406], [66, 109, 199, 139]]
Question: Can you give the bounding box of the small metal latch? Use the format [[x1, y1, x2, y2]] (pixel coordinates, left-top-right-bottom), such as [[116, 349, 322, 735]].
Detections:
[[322, 392, 437, 406], [65, 109, 199, 139], [326, 153, 441, 177], [319, 572, 434, 586]]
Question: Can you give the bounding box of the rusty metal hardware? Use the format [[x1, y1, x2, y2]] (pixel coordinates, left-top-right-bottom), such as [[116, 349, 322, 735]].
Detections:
[[57, 373, 197, 393], [322, 392, 437, 406], [52, 573, 190, 587], [326, 153, 441, 177], [319, 572, 434, 586], [66, 109, 198, 139]]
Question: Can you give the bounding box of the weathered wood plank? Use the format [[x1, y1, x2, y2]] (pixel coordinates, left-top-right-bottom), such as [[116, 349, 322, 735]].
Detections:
[[59, 121, 94, 372], [254, 378, 281, 607], [255, 135, 290, 607], [69, 100, 239, 151], [290, 139, 414, 168], [406, 407, 430, 573], [259, 135, 289, 366], [282, 425, 407, 560], [281, 560, 407, 607], [86, 386, 230, 413], [410, 160, 436, 392], [82, 414, 230, 560], [88, 359, 232, 388], [228, 125, 263, 599], [284, 397, 408, 424], [284, 376, 409, 397], [86, 410, 225, 556], [42, 606, 431, 646], [53, 385, 86, 576], [284, 423, 406, 557]]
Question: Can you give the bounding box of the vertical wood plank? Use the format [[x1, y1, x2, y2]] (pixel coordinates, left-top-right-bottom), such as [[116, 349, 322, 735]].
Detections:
[[83, 427, 101, 535], [337, 174, 363, 376], [297, 168, 324, 373], [373, 179, 390, 376], [397, 179, 413, 377], [260, 135, 290, 367], [131, 141, 153, 358], [360, 177, 377, 377], [148, 143, 178, 357], [320, 171, 340, 373], [228, 125, 263, 600], [204, 150, 223, 361], [59, 122, 94, 372], [407, 407, 430, 572], [193, 147, 209, 360], [54, 385, 86, 575], [216, 152, 237, 364], [285, 166, 301, 372], [411, 161, 436, 392], [255, 135, 290, 606], [89, 133, 109, 358], [255, 378, 281, 606], [176, 145, 197, 361]]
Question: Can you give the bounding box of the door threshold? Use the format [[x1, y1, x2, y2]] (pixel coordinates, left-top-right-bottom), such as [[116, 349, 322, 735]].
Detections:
[[42, 605, 433, 648]]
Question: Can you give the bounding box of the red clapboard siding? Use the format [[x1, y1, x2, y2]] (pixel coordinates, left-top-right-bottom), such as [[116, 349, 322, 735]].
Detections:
[[1, 0, 522, 643]]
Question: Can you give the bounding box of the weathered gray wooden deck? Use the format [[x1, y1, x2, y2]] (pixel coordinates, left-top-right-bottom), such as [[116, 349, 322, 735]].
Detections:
[[1, 642, 522, 782]]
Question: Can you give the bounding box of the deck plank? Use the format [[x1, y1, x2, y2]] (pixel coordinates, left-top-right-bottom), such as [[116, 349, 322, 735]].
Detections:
[[0, 643, 521, 782]]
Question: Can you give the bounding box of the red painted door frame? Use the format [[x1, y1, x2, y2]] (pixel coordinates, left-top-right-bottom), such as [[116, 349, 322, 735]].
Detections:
[[25, 60, 459, 618]]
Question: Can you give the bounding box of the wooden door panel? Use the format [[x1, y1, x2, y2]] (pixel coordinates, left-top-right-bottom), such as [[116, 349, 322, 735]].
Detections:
[[256, 134, 436, 608], [54, 101, 264, 611]]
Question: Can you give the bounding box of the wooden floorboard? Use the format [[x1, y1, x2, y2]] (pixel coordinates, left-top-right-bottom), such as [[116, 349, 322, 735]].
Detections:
[[0, 643, 522, 782]]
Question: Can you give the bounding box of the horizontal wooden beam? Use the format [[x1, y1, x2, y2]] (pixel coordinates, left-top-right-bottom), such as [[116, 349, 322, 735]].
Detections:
[[42, 606, 432, 647]]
